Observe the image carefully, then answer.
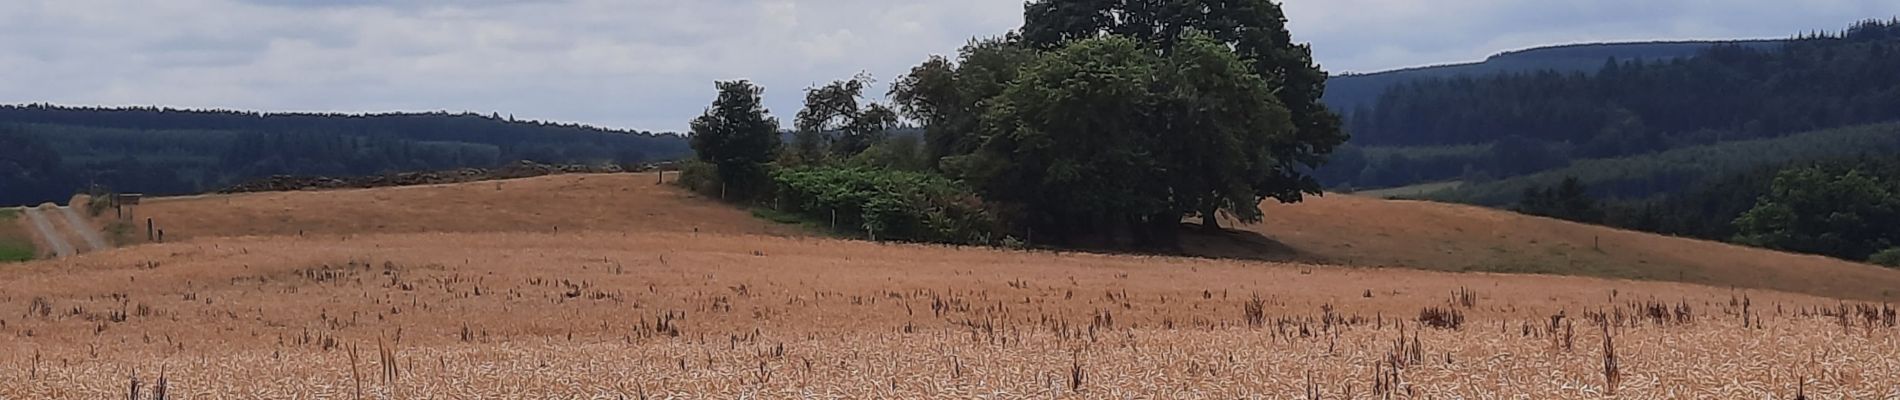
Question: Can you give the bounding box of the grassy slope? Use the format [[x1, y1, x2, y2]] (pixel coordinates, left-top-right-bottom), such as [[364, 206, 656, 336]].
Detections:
[[136, 172, 1900, 301], [0, 209, 35, 262], [1182, 194, 1900, 301]]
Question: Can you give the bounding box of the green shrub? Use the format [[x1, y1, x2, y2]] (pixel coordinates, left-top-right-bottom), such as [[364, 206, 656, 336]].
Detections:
[[770, 166, 996, 244], [1872, 248, 1900, 268], [675, 160, 723, 197]]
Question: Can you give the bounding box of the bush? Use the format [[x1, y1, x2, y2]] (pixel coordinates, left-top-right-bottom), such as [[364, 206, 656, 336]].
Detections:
[[770, 166, 996, 244], [675, 160, 723, 198], [1872, 247, 1900, 268]]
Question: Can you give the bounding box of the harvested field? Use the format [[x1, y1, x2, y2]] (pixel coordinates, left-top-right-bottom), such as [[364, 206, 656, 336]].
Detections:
[[135, 173, 791, 242], [138, 173, 1900, 302], [1190, 194, 1900, 302], [1, 232, 1896, 398]]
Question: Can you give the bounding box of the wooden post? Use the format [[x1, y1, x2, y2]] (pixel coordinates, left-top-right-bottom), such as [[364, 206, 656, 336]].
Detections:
[[146, 218, 155, 241], [656, 171, 664, 185]]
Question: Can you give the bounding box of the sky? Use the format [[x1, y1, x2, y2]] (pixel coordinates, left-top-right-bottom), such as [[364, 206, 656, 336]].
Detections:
[[2, 0, 1898, 132]]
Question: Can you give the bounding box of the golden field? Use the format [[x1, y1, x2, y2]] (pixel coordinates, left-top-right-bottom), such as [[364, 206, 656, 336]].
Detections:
[[2, 173, 1897, 398]]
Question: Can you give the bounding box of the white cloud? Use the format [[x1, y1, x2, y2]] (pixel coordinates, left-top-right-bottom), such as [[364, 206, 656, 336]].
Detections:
[[0, 0, 1895, 131]]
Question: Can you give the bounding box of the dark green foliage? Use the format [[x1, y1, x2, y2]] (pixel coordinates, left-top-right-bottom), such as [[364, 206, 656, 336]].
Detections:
[[689, 81, 782, 200], [1598, 168, 1778, 240], [950, 36, 1169, 245], [943, 33, 1309, 246], [1507, 153, 1900, 264], [1871, 248, 1900, 268], [1733, 166, 1900, 261], [675, 160, 723, 197], [1156, 32, 1303, 228], [1435, 123, 1900, 206], [220, 131, 501, 178], [891, 39, 1041, 169], [0, 125, 72, 205], [1323, 40, 1784, 112], [1021, 0, 1347, 178], [848, 134, 930, 172], [769, 167, 995, 244], [1516, 177, 1602, 223], [1322, 20, 1900, 192], [1350, 20, 1900, 149], [0, 105, 688, 206], [794, 75, 899, 160]]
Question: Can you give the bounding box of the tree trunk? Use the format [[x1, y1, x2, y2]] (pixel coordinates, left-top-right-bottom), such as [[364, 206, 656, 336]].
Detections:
[[1201, 206, 1221, 232]]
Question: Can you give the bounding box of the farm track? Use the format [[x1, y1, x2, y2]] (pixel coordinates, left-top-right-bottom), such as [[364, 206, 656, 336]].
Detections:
[[21, 205, 74, 258], [55, 206, 106, 252]]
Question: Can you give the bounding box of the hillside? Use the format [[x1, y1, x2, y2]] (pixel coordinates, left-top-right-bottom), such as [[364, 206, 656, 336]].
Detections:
[[0, 105, 692, 207], [122, 172, 1900, 302], [130, 173, 789, 243], [2, 174, 1897, 397], [1190, 194, 1900, 301], [1322, 40, 1784, 111], [1429, 122, 1900, 205], [1321, 20, 1900, 197]]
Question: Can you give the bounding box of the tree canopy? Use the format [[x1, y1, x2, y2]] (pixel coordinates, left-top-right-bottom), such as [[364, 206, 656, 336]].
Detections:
[[941, 33, 1306, 246], [1734, 166, 1900, 262], [1021, 0, 1346, 174], [689, 80, 782, 199], [794, 75, 900, 161]]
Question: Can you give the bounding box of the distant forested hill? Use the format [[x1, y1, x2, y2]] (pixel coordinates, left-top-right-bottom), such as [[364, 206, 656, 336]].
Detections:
[[1322, 40, 1785, 112], [0, 105, 689, 206], [1321, 19, 1900, 193]]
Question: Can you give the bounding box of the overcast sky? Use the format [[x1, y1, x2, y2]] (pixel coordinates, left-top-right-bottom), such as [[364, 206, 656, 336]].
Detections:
[[3, 1, 1898, 132]]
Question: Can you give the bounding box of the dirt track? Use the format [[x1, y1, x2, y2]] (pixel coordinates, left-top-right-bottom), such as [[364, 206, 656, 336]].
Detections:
[[55, 206, 106, 252], [20, 205, 73, 258]]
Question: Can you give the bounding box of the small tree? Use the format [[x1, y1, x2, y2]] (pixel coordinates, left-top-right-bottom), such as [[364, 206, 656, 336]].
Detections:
[[689, 80, 781, 200]]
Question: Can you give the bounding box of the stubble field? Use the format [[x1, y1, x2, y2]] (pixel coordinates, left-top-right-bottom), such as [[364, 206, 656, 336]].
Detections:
[[2, 231, 1896, 398]]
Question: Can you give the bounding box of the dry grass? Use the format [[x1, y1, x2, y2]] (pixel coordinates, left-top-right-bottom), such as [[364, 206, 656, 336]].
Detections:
[[1, 231, 1896, 398], [132, 173, 791, 242], [135, 173, 1900, 302], [1186, 193, 1900, 301]]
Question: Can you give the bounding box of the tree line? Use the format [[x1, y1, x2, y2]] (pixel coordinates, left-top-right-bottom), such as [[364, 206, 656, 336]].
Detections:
[[1320, 18, 1900, 191], [0, 105, 690, 205], [1514, 156, 1900, 267], [681, 0, 1347, 249]]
